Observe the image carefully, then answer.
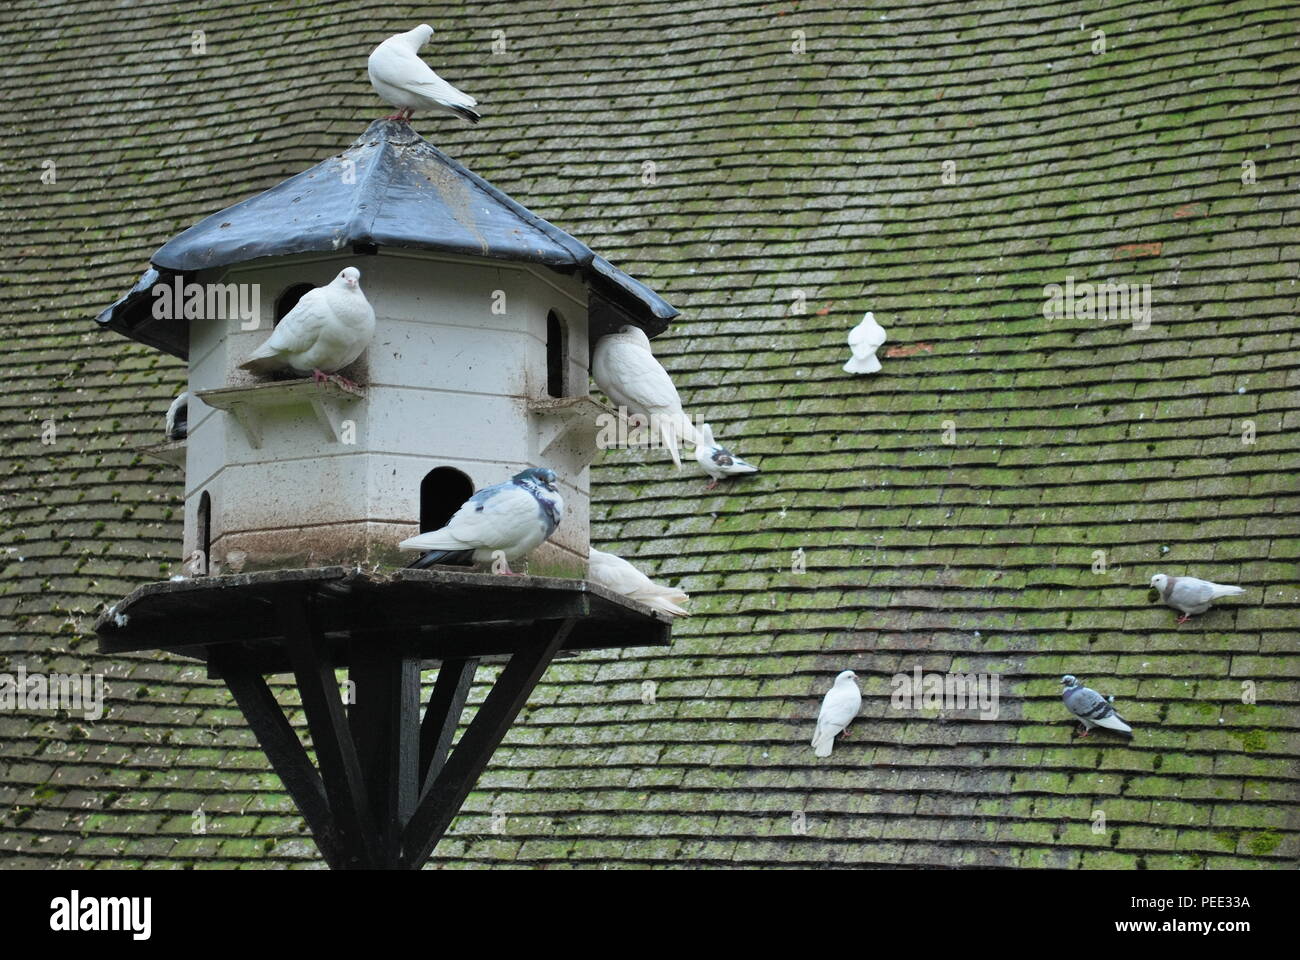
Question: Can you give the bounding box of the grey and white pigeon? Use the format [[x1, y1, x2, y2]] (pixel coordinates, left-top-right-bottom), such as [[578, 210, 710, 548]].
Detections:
[[1150, 573, 1245, 624], [400, 468, 563, 574], [1060, 675, 1132, 738], [811, 670, 862, 758], [693, 423, 758, 490], [165, 391, 190, 441], [238, 267, 375, 383], [587, 547, 689, 617], [592, 324, 697, 470], [368, 24, 480, 124], [843, 311, 887, 374]]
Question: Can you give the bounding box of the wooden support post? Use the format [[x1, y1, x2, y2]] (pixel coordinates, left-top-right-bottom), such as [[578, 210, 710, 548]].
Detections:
[[348, 643, 421, 868], [401, 620, 574, 869], [418, 658, 479, 794], [212, 650, 345, 869], [277, 592, 382, 869]]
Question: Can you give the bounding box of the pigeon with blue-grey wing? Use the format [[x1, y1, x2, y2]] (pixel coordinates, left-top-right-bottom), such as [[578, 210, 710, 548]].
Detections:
[[1150, 573, 1244, 624], [400, 468, 563, 574], [694, 423, 758, 490], [811, 670, 862, 758], [1060, 675, 1132, 738]]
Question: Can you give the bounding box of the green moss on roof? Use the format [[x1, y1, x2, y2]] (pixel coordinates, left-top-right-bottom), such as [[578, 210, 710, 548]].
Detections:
[[2, 0, 1299, 870]]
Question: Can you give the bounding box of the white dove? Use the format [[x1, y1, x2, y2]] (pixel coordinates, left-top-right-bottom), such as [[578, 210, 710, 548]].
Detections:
[[587, 547, 689, 617], [1150, 573, 1245, 624], [368, 24, 480, 124], [400, 468, 563, 575], [592, 324, 697, 469], [811, 670, 862, 758], [694, 423, 758, 490], [164, 391, 190, 441], [843, 311, 887, 374], [238, 267, 376, 384]]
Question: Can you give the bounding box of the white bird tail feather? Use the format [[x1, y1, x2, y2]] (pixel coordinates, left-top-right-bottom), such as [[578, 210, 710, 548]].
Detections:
[[811, 723, 837, 758], [399, 529, 469, 552], [660, 419, 683, 470], [238, 341, 287, 372], [639, 594, 690, 617], [1211, 584, 1245, 599], [633, 584, 689, 605]]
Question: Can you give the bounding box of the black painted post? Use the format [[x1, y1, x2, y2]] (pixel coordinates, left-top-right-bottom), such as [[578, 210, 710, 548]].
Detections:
[[348, 641, 420, 867], [277, 592, 382, 869]]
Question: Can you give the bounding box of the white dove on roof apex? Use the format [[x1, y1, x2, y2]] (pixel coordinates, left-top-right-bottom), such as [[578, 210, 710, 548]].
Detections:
[[95, 119, 676, 358], [369, 24, 481, 125]]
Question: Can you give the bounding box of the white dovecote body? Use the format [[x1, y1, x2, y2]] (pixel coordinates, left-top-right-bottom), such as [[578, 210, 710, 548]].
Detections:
[[97, 119, 678, 578]]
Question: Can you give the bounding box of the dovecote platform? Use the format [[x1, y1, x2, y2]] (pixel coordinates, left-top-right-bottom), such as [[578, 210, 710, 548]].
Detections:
[[95, 567, 673, 869]]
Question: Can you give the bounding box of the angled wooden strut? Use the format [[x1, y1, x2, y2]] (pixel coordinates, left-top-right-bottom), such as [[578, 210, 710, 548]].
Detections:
[[213, 647, 346, 869], [277, 592, 383, 868], [419, 657, 479, 792], [402, 619, 574, 869]]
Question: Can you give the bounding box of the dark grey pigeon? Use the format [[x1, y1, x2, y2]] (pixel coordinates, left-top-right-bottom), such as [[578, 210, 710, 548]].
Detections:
[[1060, 675, 1132, 738]]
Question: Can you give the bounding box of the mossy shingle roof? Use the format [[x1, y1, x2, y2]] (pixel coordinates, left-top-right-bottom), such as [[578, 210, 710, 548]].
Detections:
[[1, 0, 1297, 869]]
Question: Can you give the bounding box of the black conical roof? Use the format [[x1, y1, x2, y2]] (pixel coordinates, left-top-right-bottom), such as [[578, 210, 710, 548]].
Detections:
[[98, 120, 677, 358]]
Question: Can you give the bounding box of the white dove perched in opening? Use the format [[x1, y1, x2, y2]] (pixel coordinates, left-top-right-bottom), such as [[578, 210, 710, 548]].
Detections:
[[1060, 675, 1132, 738], [843, 311, 887, 374], [592, 324, 697, 469], [694, 423, 758, 490], [400, 468, 562, 575], [238, 267, 375, 383], [368, 24, 480, 124], [587, 548, 689, 617], [1150, 573, 1245, 624], [164, 391, 190, 441], [811, 670, 862, 758]]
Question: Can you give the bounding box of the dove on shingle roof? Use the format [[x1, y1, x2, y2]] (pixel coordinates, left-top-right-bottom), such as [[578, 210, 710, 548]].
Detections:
[[1, 0, 1298, 870]]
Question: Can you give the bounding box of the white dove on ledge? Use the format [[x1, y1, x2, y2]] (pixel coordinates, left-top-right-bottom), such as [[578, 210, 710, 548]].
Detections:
[[588, 548, 690, 617], [400, 468, 563, 575], [238, 267, 375, 385]]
